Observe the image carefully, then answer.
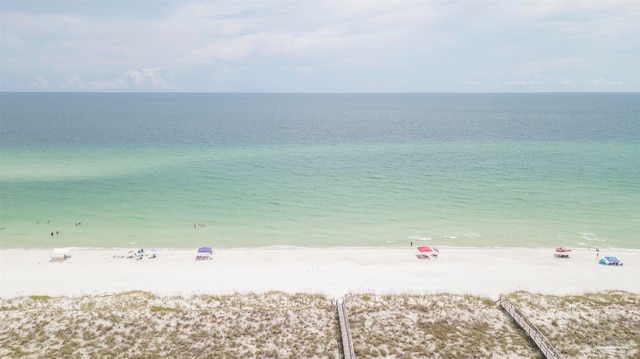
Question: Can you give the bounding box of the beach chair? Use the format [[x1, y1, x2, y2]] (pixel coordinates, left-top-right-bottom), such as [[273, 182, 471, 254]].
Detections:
[[554, 247, 571, 258]]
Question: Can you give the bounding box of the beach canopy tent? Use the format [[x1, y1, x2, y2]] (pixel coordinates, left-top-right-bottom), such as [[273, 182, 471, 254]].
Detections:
[[599, 256, 623, 266], [416, 246, 439, 260], [554, 247, 572, 258], [198, 247, 213, 253], [196, 247, 213, 261]]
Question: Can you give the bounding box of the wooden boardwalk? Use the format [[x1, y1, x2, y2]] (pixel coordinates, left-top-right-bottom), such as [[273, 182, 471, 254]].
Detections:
[[500, 297, 562, 359], [336, 297, 356, 359], [336, 295, 561, 359]]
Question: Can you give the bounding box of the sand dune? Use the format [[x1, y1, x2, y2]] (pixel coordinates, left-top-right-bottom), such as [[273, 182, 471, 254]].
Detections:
[[2, 247, 639, 358]]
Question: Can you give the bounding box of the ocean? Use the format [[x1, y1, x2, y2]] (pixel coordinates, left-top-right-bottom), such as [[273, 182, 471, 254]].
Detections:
[[1, 93, 638, 249]]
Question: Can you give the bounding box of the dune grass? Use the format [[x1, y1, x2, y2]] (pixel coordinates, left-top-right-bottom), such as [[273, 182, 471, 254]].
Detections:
[[0, 291, 340, 359], [345, 293, 542, 358], [1, 291, 638, 358], [507, 290, 640, 358]]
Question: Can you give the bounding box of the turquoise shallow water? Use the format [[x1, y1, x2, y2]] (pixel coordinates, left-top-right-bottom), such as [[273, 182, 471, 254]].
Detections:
[[1, 93, 639, 249]]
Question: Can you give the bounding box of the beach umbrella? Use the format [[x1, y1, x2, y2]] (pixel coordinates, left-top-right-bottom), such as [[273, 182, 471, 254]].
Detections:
[[417, 246, 439, 253], [415, 246, 439, 260]]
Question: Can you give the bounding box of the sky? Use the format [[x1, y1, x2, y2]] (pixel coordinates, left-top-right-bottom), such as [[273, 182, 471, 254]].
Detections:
[[1, 0, 638, 92]]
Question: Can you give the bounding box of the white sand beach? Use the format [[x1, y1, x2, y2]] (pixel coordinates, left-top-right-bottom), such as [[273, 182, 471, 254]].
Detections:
[[1, 247, 638, 299], [2, 246, 640, 358]]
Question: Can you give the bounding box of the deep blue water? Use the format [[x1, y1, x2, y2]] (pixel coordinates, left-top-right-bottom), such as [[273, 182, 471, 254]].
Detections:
[[3, 93, 639, 148]]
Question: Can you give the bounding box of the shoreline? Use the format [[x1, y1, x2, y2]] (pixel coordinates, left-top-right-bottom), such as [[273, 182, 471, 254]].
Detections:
[[2, 246, 638, 299], [3, 243, 636, 251]]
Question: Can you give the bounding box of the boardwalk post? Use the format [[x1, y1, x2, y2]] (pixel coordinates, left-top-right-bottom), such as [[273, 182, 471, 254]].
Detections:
[[336, 296, 356, 359]]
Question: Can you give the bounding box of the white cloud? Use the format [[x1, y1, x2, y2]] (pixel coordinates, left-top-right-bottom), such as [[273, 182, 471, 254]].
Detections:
[[504, 58, 590, 79], [506, 75, 573, 86], [65, 74, 124, 90], [590, 78, 623, 85], [66, 75, 84, 88], [507, 79, 545, 86], [1, 0, 638, 92], [62, 68, 168, 91], [202, 38, 254, 61], [126, 68, 167, 88], [177, 1, 437, 67], [32, 76, 49, 88]]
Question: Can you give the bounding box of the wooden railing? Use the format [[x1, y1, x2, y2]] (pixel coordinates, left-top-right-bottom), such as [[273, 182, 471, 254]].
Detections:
[[336, 297, 356, 359], [500, 298, 562, 359]]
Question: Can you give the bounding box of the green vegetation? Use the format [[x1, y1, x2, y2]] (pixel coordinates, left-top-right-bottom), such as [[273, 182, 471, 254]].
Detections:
[[0, 291, 339, 359], [149, 305, 180, 313], [507, 290, 640, 358], [346, 293, 542, 358], [1, 291, 637, 358]]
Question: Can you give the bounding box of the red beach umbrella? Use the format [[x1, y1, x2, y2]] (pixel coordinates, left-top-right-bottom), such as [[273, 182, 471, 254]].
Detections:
[[416, 246, 439, 260], [417, 246, 434, 253]]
